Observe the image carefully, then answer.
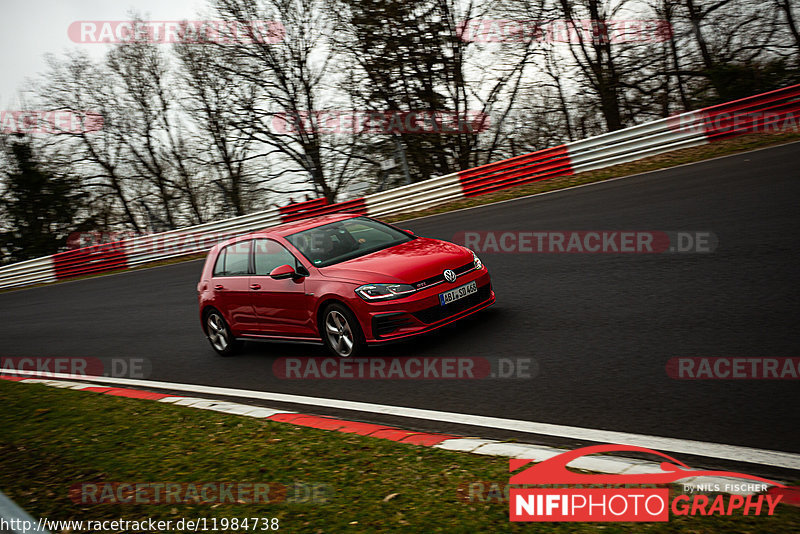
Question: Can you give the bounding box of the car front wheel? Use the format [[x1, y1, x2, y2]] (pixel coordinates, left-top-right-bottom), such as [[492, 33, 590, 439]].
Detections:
[[322, 303, 364, 358]]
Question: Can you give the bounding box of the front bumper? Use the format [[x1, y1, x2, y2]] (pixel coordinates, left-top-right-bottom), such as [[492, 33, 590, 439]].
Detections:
[[353, 268, 495, 343]]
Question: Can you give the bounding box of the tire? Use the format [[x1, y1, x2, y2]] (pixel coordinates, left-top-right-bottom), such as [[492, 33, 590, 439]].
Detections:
[[204, 309, 243, 357], [321, 303, 364, 358]]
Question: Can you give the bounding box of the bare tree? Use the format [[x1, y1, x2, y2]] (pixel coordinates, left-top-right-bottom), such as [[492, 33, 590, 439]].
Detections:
[[774, 0, 800, 61], [107, 39, 206, 228], [554, 0, 632, 131], [21, 0, 800, 235], [210, 0, 357, 202], [681, 0, 793, 102], [328, 0, 543, 180], [174, 40, 260, 217], [38, 52, 143, 232]]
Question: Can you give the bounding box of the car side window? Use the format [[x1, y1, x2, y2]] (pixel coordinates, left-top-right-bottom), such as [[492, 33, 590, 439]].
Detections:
[[214, 241, 251, 276], [253, 239, 298, 276]]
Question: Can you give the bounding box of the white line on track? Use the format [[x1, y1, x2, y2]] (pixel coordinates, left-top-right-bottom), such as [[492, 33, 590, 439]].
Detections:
[[3, 369, 799, 471]]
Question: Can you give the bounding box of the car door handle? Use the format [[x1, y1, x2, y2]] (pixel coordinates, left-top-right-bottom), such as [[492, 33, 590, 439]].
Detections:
[[250, 283, 261, 290], [214, 284, 225, 291]]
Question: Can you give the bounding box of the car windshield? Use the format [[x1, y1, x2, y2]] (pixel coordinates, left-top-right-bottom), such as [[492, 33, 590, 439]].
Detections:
[[285, 217, 413, 267]]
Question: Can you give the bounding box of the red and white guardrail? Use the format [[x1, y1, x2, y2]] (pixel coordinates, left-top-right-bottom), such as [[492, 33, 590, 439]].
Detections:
[[1, 84, 798, 290]]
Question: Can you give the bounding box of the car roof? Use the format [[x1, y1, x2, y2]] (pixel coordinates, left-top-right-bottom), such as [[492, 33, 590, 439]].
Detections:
[[249, 213, 363, 239]]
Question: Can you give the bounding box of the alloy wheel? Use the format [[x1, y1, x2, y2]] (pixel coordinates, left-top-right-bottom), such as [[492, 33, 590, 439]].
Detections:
[[207, 313, 229, 352], [325, 309, 354, 357]]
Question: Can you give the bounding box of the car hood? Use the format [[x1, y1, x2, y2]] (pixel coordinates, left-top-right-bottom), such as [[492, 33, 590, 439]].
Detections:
[[318, 237, 473, 284]]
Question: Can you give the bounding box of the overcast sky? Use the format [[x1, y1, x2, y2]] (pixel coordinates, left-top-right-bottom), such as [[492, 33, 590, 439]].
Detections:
[[0, 0, 208, 109]]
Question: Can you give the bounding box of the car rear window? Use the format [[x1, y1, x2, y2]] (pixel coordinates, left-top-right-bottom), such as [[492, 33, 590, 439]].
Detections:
[[213, 241, 251, 276], [212, 248, 226, 277]]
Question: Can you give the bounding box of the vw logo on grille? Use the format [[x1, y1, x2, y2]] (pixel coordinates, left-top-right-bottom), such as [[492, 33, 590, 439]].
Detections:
[[443, 269, 456, 283]]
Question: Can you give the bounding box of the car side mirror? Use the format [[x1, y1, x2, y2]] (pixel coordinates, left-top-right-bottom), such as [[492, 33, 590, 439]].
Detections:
[[270, 264, 299, 280], [402, 228, 415, 236]]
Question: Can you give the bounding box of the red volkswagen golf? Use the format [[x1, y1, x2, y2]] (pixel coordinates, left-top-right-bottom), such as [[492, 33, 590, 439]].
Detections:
[[197, 214, 495, 357]]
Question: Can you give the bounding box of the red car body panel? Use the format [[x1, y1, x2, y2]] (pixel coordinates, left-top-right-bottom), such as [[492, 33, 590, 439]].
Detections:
[[323, 238, 473, 283], [197, 214, 495, 346]]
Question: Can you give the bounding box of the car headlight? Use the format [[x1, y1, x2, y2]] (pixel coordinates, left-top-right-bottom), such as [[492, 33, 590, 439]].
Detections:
[[471, 250, 483, 270], [355, 283, 416, 301]]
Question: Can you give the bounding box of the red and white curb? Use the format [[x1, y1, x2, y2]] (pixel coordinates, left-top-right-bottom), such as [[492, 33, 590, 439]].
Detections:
[[2, 375, 794, 498]]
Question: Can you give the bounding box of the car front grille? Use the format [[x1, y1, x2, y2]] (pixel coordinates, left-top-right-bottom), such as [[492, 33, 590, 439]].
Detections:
[[411, 284, 492, 324], [413, 261, 474, 290]]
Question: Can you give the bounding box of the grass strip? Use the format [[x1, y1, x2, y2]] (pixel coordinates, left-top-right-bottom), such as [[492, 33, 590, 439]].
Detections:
[[0, 380, 797, 533]]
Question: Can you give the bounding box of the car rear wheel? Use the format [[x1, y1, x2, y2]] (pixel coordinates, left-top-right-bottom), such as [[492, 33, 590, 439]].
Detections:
[[322, 303, 364, 358], [205, 310, 242, 357]]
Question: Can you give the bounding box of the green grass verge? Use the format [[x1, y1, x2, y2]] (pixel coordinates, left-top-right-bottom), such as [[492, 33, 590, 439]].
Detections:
[[0, 380, 797, 533]]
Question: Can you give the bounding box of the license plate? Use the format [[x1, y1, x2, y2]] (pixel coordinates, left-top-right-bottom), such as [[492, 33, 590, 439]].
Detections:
[[439, 281, 478, 306]]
